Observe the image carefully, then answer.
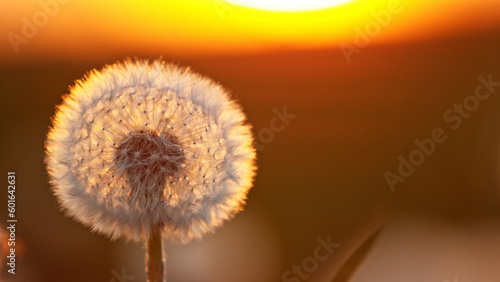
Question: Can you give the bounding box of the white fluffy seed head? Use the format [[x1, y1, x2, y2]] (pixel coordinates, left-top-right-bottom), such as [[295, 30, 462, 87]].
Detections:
[[45, 60, 257, 243]]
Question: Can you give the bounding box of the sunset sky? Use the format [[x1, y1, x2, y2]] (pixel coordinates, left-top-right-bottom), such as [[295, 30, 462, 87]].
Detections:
[[1, 0, 499, 63]]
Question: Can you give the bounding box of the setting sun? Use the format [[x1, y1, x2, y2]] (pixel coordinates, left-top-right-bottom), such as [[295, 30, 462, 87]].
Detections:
[[1, 0, 499, 62], [225, 0, 355, 11]]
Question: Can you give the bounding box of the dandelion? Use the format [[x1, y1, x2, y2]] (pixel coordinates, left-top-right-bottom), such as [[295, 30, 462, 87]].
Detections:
[[45, 60, 256, 281]]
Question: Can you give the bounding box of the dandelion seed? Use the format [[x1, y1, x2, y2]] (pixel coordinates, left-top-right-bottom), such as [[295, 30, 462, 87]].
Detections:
[[45, 59, 256, 281]]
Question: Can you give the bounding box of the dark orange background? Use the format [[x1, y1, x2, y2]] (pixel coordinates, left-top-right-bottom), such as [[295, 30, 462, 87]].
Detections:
[[1, 0, 500, 281]]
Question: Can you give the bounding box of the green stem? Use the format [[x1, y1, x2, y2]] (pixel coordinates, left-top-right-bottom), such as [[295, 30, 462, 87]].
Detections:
[[146, 227, 165, 282]]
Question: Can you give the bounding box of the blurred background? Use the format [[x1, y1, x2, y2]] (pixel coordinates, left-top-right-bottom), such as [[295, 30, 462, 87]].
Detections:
[[1, 0, 500, 281]]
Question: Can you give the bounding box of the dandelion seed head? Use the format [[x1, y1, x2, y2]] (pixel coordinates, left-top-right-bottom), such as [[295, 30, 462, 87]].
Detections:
[[45, 60, 256, 243]]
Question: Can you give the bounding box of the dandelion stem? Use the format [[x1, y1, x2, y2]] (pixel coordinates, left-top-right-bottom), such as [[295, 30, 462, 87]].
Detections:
[[146, 227, 165, 282]]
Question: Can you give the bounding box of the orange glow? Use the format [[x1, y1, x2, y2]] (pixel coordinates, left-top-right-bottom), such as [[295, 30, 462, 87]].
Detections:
[[1, 0, 499, 62], [227, 0, 355, 12]]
